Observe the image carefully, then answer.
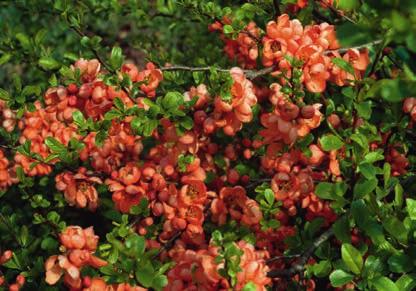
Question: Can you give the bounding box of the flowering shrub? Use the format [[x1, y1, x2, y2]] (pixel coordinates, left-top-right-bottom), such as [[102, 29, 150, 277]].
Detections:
[[1, 0, 416, 290]]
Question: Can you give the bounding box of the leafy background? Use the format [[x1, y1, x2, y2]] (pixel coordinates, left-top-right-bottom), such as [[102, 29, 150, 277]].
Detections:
[[1, 0, 416, 290]]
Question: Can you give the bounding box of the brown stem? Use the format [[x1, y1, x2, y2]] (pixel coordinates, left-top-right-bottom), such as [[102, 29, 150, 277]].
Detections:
[[160, 40, 382, 80], [67, 22, 114, 74], [327, 5, 357, 24], [273, 0, 281, 17], [151, 230, 184, 259], [267, 228, 334, 277], [160, 65, 274, 80], [324, 40, 383, 55], [265, 253, 301, 263]]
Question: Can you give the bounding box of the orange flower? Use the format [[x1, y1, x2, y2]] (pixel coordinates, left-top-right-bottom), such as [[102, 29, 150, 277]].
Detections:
[[60, 226, 99, 251], [45, 226, 106, 289], [211, 186, 262, 227], [106, 163, 146, 213], [179, 180, 207, 206], [136, 62, 163, 98], [166, 249, 222, 290], [55, 168, 102, 211], [72, 59, 101, 82], [0, 100, 16, 132], [235, 241, 271, 291], [184, 84, 211, 109]]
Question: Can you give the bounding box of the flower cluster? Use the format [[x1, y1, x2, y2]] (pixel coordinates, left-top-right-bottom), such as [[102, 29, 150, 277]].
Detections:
[[0, 100, 16, 133], [0, 149, 17, 190], [208, 67, 258, 136], [209, 20, 260, 69], [55, 167, 102, 211], [0, 7, 411, 290], [262, 14, 369, 92], [0, 250, 25, 290], [166, 240, 270, 290], [45, 226, 107, 289], [286, 0, 334, 13], [122, 62, 163, 98], [211, 186, 262, 226], [403, 97, 416, 122]]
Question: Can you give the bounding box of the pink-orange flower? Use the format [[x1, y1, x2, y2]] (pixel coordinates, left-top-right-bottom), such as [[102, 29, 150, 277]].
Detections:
[[45, 226, 107, 289], [55, 167, 102, 211], [136, 62, 163, 98]]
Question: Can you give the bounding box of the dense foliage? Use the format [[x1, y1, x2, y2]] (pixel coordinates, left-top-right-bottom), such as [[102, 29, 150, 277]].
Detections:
[[1, 0, 416, 290]]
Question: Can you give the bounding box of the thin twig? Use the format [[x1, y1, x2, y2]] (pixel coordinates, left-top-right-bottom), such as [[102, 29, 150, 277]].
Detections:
[[152, 230, 184, 259], [267, 228, 334, 277], [0, 213, 20, 246], [368, 40, 385, 77], [161, 40, 382, 80], [245, 178, 272, 189], [160, 65, 275, 80], [64, 16, 132, 98], [324, 40, 383, 55], [273, 0, 281, 17], [68, 24, 114, 74], [328, 5, 357, 24], [160, 65, 230, 74], [266, 253, 301, 263]]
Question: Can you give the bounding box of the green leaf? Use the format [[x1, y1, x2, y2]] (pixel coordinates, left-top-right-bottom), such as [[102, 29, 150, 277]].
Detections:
[[180, 116, 194, 130], [16, 33, 31, 50], [363, 256, 384, 279], [242, 282, 256, 291], [35, 28, 47, 45], [332, 216, 351, 243], [143, 119, 158, 136], [135, 261, 155, 288], [110, 46, 124, 70], [394, 183, 404, 208], [264, 189, 275, 205], [223, 24, 234, 34], [406, 198, 416, 220], [0, 88, 10, 101], [336, 0, 360, 10], [124, 234, 145, 256], [320, 135, 344, 151], [0, 53, 12, 65], [41, 237, 59, 251], [351, 133, 368, 149], [336, 22, 373, 47], [364, 151, 384, 164], [355, 101, 372, 120], [72, 110, 86, 127], [162, 92, 183, 109], [152, 274, 168, 290], [95, 130, 108, 147], [38, 56, 60, 70], [341, 243, 363, 274], [370, 79, 416, 103], [383, 216, 408, 244], [311, 260, 332, 278], [329, 270, 354, 287], [332, 58, 355, 75], [315, 182, 334, 200], [396, 274, 416, 291], [45, 137, 66, 153], [388, 253, 413, 273], [358, 163, 377, 180], [353, 178, 377, 199], [113, 97, 125, 111], [371, 276, 399, 291]]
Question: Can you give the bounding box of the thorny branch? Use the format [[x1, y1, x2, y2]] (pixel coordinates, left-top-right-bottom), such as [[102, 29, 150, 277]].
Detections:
[[267, 228, 334, 278], [161, 40, 382, 79]]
